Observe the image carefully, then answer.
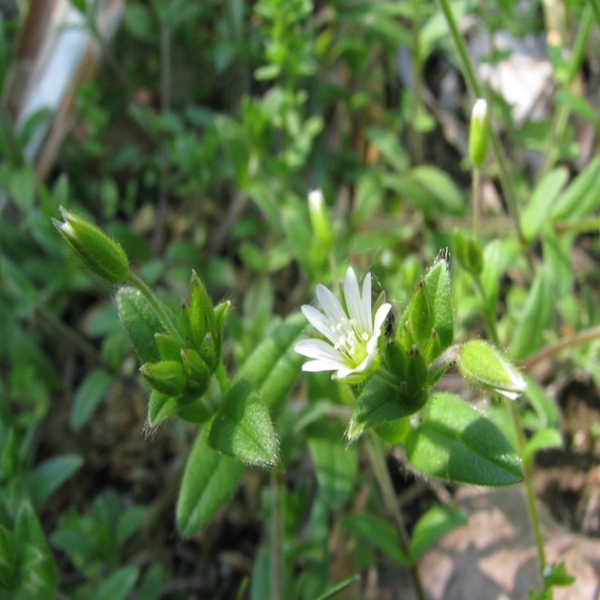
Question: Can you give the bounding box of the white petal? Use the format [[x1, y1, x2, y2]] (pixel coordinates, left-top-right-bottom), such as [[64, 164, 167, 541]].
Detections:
[[372, 302, 392, 335], [301, 305, 338, 344], [316, 283, 347, 324], [344, 268, 369, 334], [303, 360, 347, 372], [360, 272, 373, 333], [294, 339, 344, 362]]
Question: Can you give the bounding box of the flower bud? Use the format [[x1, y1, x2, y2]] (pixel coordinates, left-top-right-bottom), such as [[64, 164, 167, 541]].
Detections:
[[53, 207, 129, 283], [458, 340, 526, 400], [308, 190, 334, 252], [141, 360, 187, 396], [453, 231, 483, 275], [469, 99, 489, 168], [180, 348, 210, 391]]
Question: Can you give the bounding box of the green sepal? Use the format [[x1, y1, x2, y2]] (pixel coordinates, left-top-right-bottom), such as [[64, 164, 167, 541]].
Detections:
[[141, 361, 187, 396], [208, 379, 280, 468], [176, 427, 245, 536], [408, 281, 434, 349], [155, 333, 182, 361], [117, 287, 166, 363], [405, 392, 523, 486], [347, 367, 428, 442], [0, 525, 19, 591], [180, 349, 210, 393], [147, 390, 212, 427], [53, 206, 129, 283], [189, 271, 216, 347], [423, 257, 453, 351]]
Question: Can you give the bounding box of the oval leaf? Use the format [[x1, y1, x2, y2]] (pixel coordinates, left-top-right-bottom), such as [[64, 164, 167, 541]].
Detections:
[[176, 429, 245, 536], [405, 393, 522, 486], [71, 368, 116, 430], [28, 455, 83, 508], [92, 566, 139, 600], [117, 287, 166, 363], [208, 380, 279, 468]]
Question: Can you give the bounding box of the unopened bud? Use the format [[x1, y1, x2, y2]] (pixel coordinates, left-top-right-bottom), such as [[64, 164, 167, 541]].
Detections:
[[308, 190, 334, 252], [141, 360, 187, 396], [53, 207, 129, 283], [458, 340, 526, 400], [469, 99, 489, 168]]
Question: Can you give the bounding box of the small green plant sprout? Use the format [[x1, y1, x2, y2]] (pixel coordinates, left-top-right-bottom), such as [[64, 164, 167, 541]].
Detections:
[[294, 267, 391, 384], [52, 206, 129, 284]]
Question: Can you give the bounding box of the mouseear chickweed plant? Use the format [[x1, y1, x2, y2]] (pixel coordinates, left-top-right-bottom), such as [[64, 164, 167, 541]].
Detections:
[[53, 200, 535, 600]]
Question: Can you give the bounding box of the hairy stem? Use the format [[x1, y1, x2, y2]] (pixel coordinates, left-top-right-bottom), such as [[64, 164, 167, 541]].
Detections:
[[366, 433, 427, 600]]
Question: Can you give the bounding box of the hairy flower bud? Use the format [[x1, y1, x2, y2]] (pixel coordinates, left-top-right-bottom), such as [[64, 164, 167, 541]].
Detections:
[[53, 207, 129, 283], [458, 340, 526, 400]]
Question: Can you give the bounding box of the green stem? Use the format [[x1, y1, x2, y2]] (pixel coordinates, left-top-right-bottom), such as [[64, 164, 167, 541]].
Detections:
[[271, 475, 283, 600], [366, 433, 427, 600], [126, 272, 184, 345], [328, 250, 340, 297], [521, 324, 600, 372], [435, 0, 530, 266], [472, 166, 481, 237], [472, 275, 500, 346], [410, 0, 424, 165], [509, 401, 547, 571]]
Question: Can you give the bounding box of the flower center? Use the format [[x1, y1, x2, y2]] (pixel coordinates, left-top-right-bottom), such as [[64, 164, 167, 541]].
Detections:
[[331, 318, 369, 364]]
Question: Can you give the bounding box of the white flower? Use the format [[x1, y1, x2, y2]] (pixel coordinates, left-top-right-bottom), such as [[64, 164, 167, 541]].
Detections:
[[295, 268, 392, 382]]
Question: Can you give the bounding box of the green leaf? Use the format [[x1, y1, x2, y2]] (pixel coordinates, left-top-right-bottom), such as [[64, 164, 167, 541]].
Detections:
[[9, 166, 36, 211], [423, 257, 453, 351], [341, 513, 408, 565], [235, 312, 305, 409], [523, 428, 563, 470], [92, 566, 139, 600], [27, 455, 83, 508], [555, 90, 600, 128], [410, 166, 465, 215], [408, 505, 467, 563], [308, 424, 358, 509], [70, 368, 116, 430], [347, 373, 427, 441], [521, 167, 569, 242], [313, 575, 361, 600], [176, 428, 245, 536], [510, 269, 554, 361], [117, 287, 166, 363], [551, 155, 600, 222], [14, 501, 58, 600], [524, 376, 561, 430], [208, 380, 279, 468], [405, 393, 523, 486]]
